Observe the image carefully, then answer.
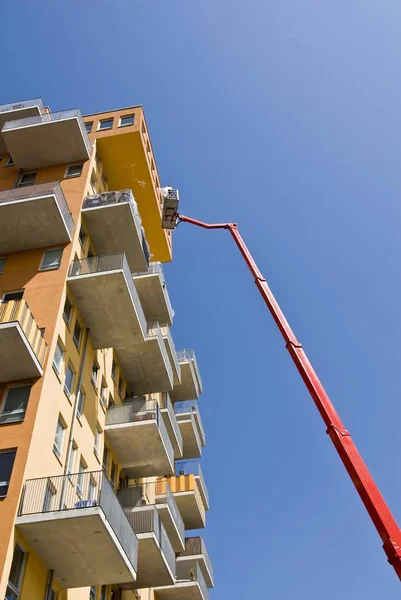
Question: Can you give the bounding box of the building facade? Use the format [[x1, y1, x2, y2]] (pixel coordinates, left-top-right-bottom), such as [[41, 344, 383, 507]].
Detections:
[[0, 99, 212, 600]]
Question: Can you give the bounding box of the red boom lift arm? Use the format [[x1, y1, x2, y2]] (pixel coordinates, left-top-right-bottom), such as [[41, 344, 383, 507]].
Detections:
[[176, 213, 401, 580]]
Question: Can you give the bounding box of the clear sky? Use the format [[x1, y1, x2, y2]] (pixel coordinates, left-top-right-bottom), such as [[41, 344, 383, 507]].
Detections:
[[2, 0, 401, 597]]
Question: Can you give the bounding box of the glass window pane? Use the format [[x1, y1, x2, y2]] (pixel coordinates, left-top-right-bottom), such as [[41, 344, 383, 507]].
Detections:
[[41, 249, 63, 271], [0, 386, 31, 424], [119, 115, 134, 127], [85, 122, 93, 133], [66, 164, 83, 177], [0, 450, 16, 497], [3, 291, 23, 302], [0, 258, 6, 274], [98, 119, 113, 130], [77, 388, 85, 416], [53, 342, 64, 373], [63, 296, 72, 323], [8, 544, 25, 588], [73, 320, 82, 347], [64, 365, 74, 394]]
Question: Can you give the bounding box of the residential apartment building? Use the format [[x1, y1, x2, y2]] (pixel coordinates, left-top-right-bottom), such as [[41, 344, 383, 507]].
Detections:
[[0, 98, 212, 600]]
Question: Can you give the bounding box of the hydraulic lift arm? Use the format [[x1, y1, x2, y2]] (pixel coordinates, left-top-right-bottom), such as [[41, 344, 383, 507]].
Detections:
[[175, 212, 401, 580]]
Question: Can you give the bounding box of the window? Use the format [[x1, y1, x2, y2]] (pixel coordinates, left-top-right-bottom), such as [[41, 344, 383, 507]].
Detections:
[[0, 385, 31, 424], [118, 377, 125, 400], [73, 319, 83, 349], [0, 449, 16, 497], [111, 359, 117, 382], [40, 248, 63, 271], [102, 445, 109, 474], [53, 416, 66, 458], [100, 381, 108, 409], [5, 155, 14, 167], [76, 386, 85, 418], [94, 424, 101, 457], [53, 340, 64, 375], [42, 479, 56, 512], [119, 115, 134, 127], [90, 586, 97, 600], [91, 360, 99, 388], [64, 363, 75, 398], [63, 295, 73, 325], [6, 544, 26, 599], [0, 257, 6, 275], [65, 163, 83, 178], [85, 122, 93, 134], [77, 458, 87, 495], [79, 226, 87, 248], [67, 441, 77, 475], [108, 393, 115, 409], [17, 171, 37, 187], [110, 460, 117, 489], [98, 118, 113, 131], [2, 290, 23, 302]]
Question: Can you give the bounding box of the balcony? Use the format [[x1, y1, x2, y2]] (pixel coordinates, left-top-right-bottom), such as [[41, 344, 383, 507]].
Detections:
[[105, 399, 174, 478], [117, 323, 173, 396], [154, 564, 208, 600], [161, 327, 181, 385], [123, 506, 176, 588], [160, 393, 183, 459], [156, 462, 209, 531], [177, 537, 214, 589], [82, 190, 149, 273], [118, 481, 185, 552], [0, 182, 74, 254], [2, 109, 92, 168], [0, 300, 47, 381], [175, 404, 205, 460], [67, 254, 147, 350], [86, 107, 171, 262], [16, 471, 138, 588], [0, 98, 44, 154], [170, 350, 203, 402], [133, 263, 174, 327]]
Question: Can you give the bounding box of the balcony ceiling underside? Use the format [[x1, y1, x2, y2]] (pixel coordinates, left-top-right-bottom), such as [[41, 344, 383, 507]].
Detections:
[[0, 324, 42, 382], [117, 338, 173, 395], [0, 105, 41, 154]]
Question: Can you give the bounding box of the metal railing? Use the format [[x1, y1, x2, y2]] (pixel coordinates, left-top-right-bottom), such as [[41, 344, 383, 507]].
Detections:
[[118, 480, 184, 546], [18, 471, 138, 572], [161, 327, 181, 379], [147, 324, 174, 386], [2, 108, 92, 157], [82, 190, 150, 266], [133, 262, 174, 322], [175, 461, 209, 509], [0, 98, 44, 113], [106, 399, 175, 468], [175, 562, 208, 600], [178, 537, 213, 585], [68, 253, 147, 335], [124, 506, 176, 576], [0, 299, 47, 366], [160, 392, 183, 453], [0, 181, 74, 237], [177, 349, 203, 394], [174, 402, 205, 445]]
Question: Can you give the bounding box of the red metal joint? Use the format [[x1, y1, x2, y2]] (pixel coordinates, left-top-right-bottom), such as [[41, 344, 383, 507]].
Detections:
[[326, 424, 351, 437]]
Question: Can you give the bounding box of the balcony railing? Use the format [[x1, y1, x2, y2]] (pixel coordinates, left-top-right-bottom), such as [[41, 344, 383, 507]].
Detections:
[[160, 392, 183, 451], [175, 461, 209, 509], [124, 506, 176, 576], [176, 562, 209, 600], [147, 323, 174, 384], [18, 470, 138, 571], [2, 109, 92, 156], [107, 399, 174, 461], [0, 181, 74, 237], [82, 190, 150, 266], [0, 299, 47, 366], [68, 253, 147, 335], [178, 537, 213, 586], [161, 327, 181, 379], [0, 98, 44, 113]]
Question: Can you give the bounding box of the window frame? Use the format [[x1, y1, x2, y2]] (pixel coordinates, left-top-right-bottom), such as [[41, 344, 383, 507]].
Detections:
[[6, 543, 27, 598], [98, 118, 113, 131], [65, 163, 84, 178], [2, 290, 24, 302], [53, 416, 66, 459], [53, 339, 65, 376], [39, 248, 63, 272], [94, 423, 102, 457], [63, 295, 73, 326], [0, 384, 31, 425], [73, 317, 83, 350], [91, 360, 100, 389], [77, 457, 87, 496], [78, 225, 87, 249], [67, 440, 77, 476], [77, 386, 85, 418], [5, 155, 15, 167], [64, 362, 75, 398], [17, 171, 37, 188], [85, 122, 93, 134], [119, 114, 135, 128]]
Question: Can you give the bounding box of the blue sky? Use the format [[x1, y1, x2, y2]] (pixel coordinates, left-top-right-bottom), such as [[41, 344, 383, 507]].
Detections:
[[2, 0, 401, 597]]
